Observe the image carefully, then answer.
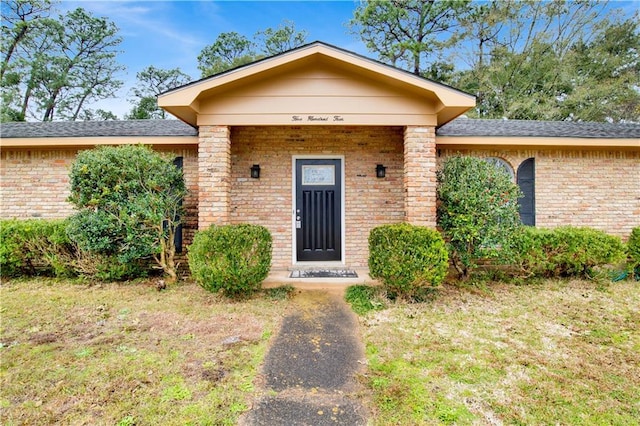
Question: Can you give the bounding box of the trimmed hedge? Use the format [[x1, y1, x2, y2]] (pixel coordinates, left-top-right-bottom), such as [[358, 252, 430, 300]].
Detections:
[[512, 226, 626, 279], [628, 227, 640, 278], [0, 219, 75, 278], [369, 223, 449, 298], [188, 224, 272, 297]]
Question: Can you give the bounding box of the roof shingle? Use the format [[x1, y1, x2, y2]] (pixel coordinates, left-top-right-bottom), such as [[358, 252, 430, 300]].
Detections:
[[0, 119, 197, 138], [1, 118, 638, 140], [437, 118, 640, 139]]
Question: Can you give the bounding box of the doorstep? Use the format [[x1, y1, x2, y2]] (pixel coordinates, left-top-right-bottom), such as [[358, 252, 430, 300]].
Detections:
[[262, 267, 379, 292]]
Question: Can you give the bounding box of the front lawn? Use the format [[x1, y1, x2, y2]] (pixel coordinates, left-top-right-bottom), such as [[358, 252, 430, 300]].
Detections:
[[0, 279, 292, 425], [356, 279, 640, 425]]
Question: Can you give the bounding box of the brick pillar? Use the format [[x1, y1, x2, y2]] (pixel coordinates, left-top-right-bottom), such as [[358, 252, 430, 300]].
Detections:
[[403, 126, 437, 227], [198, 125, 231, 229]]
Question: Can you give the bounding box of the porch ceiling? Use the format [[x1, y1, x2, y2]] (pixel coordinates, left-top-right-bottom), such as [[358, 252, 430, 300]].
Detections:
[[158, 42, 475, 127]]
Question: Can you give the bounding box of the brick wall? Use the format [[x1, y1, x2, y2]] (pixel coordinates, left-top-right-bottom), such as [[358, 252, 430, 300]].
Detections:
[[438, 148, 640, 238], [0, 147, 199, 244], [229, 126, 405, 268]]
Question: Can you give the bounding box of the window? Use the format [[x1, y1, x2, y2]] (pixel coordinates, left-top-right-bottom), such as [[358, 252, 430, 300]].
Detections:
[[485, 157, 515, 181], [517, 158, 535, 226]]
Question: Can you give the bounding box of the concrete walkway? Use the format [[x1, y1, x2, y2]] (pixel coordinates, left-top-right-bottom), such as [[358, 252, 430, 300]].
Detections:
[[240, 290, 368, 425]]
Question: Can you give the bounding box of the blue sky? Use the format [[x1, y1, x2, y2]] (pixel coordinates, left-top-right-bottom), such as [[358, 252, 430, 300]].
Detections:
[[62, 1, 366, 117]]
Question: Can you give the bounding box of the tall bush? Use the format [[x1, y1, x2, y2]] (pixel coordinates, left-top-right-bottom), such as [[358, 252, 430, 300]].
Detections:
[[369, 223, 448, 299], [437, 156, 522, 279], [68, 145, 186, 282], [188, 224, 272, 298]]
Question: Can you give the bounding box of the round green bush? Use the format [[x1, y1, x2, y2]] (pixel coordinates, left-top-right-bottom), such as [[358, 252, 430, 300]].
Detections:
[[188, 224, 272, 297], [368, 223, 449, 298]]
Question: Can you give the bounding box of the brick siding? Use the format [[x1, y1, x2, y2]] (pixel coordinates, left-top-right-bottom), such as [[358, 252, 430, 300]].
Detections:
[[0, 147, 199, 245], [229, 126, 405, 269], [438, 148, 640, 238]]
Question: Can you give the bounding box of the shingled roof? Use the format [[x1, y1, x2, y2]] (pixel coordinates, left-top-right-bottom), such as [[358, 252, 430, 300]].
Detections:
[[437, 118, 640, 139], [0, 119, 197, 138], [1, 118, 639, 140]]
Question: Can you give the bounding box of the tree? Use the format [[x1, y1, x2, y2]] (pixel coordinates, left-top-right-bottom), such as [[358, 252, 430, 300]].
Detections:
[[0, 0, 56, 121], [197, 31, 256, 77], [450, 0, 639, 121], [126, 65, 191, 119], [437, 156, 523, 279], [0, 0, 55, 81], [256, 20, 307, 56], [198, 21, 307, 77], [1, 3, 123, 121], [68, 145, 187, 283], [349, 0, 471, 76]]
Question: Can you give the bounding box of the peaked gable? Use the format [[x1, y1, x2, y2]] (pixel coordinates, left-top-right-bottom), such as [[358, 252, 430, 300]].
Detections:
[[158, 41, 475, 127]]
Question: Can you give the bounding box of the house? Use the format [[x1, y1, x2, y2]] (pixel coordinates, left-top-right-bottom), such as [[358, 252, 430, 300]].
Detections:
[[1, 42, 639, 271]]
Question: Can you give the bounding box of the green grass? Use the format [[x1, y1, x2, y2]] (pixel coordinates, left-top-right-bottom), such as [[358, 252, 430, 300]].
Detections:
[[345, 284, 386, 315], [0, 278, 292, 425], [354, 279, 640, 425]]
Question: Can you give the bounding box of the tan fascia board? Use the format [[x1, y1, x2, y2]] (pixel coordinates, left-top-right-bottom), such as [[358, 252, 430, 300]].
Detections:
[[0, 136, 198, 148], [158, 44, 475, 111], [436, 136, 640, 149]]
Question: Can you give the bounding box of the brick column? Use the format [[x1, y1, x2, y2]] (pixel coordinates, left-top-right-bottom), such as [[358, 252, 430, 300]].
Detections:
[[198, 125, 231, 229], [403, 126, 437, 227]]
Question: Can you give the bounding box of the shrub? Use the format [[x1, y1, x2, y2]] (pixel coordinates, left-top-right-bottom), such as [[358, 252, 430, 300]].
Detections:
[[188, 224, 272, 297], [626, 227, 640, 279], [0, 219, 75, 278], [511, 226, 626, 279], [437, 156, 522, 279], [68, 145, 186, 282], [368, 223, 448, 299]]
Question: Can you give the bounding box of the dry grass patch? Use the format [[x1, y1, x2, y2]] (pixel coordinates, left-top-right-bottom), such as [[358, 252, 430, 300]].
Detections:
[[358, 280, 640, 425], [0, 278, 293, 425]]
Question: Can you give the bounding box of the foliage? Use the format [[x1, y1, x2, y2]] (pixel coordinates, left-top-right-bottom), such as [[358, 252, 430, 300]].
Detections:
[[68, 145, 186, 282], [437, 156, 522, 279], [0, 218, 75, 277], [1, 3, 122, 122], [511, 226, 626, 279], [351, 1, 639, 122], [349, 0, 471, 76], [628, 227, 640, 279], [345, 285, 386, 315], [197, 21, 307, 77], [188, 224, 272, 298], [126, 65, 191, 120], [368, 223, 448, 299]]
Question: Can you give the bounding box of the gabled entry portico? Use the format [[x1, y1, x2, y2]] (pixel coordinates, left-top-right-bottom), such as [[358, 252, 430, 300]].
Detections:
[[158, 42, 475, 269]]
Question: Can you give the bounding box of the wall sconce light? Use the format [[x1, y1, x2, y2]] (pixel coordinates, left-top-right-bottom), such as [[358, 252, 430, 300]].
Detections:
[[376, 164, 386, 178], [250, 164, 260, 179]]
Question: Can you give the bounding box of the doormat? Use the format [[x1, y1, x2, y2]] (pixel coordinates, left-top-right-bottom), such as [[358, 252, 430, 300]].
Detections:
[[289, 269, 358, 279]]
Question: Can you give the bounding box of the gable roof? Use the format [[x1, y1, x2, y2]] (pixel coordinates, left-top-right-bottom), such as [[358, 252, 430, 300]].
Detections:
[[158, 41, 476, 127], [1, 118, 637, 150]]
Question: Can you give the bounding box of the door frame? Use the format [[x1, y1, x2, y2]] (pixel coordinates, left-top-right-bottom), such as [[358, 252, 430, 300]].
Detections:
[[291, 155, 346, 265]]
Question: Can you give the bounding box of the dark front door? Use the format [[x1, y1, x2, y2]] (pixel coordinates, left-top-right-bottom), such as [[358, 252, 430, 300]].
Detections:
[[295, 159, 342, 262]]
